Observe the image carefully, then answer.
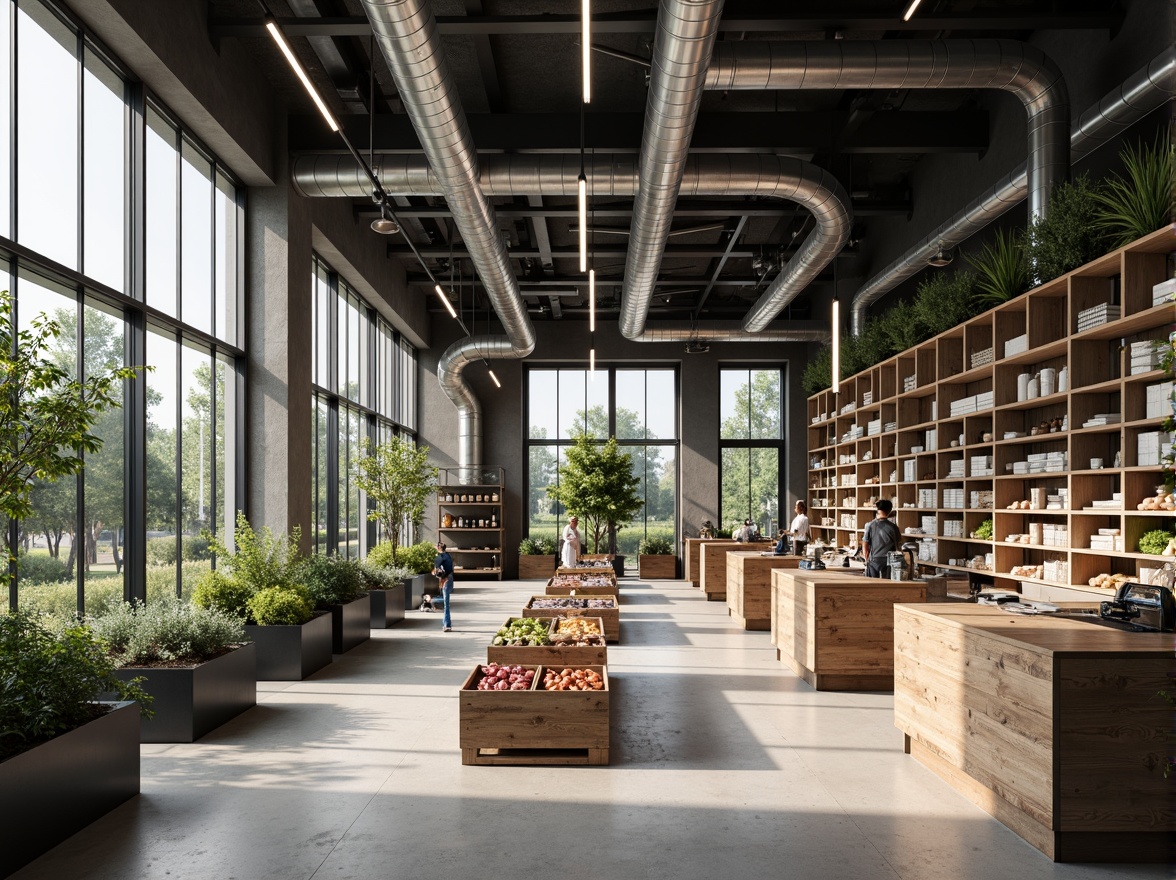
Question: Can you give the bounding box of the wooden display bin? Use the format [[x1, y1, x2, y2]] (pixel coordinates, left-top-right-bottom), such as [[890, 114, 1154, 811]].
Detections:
[[486, 617, 608, 666], [522, 596, 620, 642], [638, 554, 677, 579], [700, 541, 765, 600], [518, 555, 556, 579], [545, 578, 620, 599], [459, 664, 610, 765], [725, 551, 801, 630], [684, 538, 744, 587]]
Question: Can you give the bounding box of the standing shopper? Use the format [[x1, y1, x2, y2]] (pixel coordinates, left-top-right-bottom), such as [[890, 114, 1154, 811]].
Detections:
[[784, 500, 811, 556], [862, 500, 901, 578], [433, 542, 454, 631], [561, 515, 581, 568]]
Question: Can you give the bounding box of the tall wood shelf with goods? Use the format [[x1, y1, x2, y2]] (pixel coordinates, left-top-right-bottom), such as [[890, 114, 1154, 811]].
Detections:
[[438, 466, 505, 581], [807, 227, 1176, 602]]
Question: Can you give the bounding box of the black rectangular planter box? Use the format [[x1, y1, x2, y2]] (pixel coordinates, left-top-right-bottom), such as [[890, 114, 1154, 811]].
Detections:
[[0, 701, 139, 878], [404, 573, 432, 610], [369, 584, 406, 628], [244, 611, 333, 681], [112, 644, 257, 743], [331, 594, 371, 653]]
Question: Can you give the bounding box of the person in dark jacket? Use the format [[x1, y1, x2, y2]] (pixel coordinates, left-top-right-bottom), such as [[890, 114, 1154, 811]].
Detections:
[[862, 500, 901, 578], [432, 542, 454, 631]]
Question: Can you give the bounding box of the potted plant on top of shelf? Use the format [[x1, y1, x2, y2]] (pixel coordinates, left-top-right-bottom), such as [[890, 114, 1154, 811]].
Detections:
[[637, 536, 677, 580], [90, 598, 254, 743], [547, 436, 644, 578], [518, 536, 558, 579]]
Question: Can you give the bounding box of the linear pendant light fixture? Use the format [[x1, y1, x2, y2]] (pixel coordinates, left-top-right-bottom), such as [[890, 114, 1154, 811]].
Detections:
[[434, 283, 458, 319], [582, 0, 591, 102], [577, 173, 588, 271], [266, 19, 339, 132], [488, 368, 502, 388], [831, 297, 841, 393], [588, 268, 596, 332], [901, 0, 923, 22]]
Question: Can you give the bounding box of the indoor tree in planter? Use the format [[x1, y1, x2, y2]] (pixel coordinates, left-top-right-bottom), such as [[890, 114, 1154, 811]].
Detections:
[[354, 436, 438, 565], [547, 435, 644, 574]]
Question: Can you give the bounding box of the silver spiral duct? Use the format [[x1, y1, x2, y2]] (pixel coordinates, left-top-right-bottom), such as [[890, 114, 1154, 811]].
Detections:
[[705, 40, 1071, 225], [630, 322, 830, 344], [359, 0, 535, 473], [850, 45, 1176, 336], [292, 153, 850, 333], [619, 0, 725, 340]]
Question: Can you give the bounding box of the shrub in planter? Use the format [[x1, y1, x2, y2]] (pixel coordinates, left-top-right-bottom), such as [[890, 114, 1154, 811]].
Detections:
[[89, 598, 246, 667], [638, 537, 674, 555], [1094, 132, 1175, 248], [519, 537, 545, 555], [1024, 174, 1108, 283], [297, 553, 365, 610], [191, 569, 254, 621], [0, 611, 151, 762], [357, 560, 412, 590], [247, 586, 315, 626], [967, 231, 1028, 307]]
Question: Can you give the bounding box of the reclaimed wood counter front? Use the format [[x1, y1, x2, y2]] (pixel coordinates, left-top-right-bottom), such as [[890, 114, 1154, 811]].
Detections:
[[772, 569, 926, 691], [893, 604, 1175, 862], [726, 552, 801, 630], [684, 539, 743, 588]]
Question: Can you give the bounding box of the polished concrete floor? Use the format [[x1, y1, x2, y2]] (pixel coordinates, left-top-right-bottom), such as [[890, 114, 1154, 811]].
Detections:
[[13, 577, 1171, 880]]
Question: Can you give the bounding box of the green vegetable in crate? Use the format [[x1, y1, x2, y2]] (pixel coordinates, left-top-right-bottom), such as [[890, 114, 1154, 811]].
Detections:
[[1137, 529, 1176, 556], [491, 617, 551, 646], [973, 518, 993, 541]]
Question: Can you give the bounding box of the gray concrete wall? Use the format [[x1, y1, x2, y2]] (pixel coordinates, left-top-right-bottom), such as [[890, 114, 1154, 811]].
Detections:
[[416, 317, 814, 577]]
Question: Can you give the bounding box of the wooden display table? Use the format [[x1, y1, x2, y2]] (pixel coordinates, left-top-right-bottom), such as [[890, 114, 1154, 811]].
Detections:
[[725, 552, 802, 630], [894, 604, 1175, 862], [772, 569, 926, 690], [522, 597, 620, 642], [684, 539, 743, 587], [486, 618, 607, 666], [699, 541, 767, 600]]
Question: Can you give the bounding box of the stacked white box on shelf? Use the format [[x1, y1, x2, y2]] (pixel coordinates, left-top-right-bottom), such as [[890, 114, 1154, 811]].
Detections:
[[1146, 382, 1174, 419], [943, 488, 965, 509], [862, 391, 873, 406], [839, 474, 857, 487], [970, 455, 994, 477], [1045, 489, 1068, 510], [918, 539, 937, 563], [920, 515, 937, 535], [1076, 302, 1120, 331], [977, 391, 994, 409], [1043, 559, 1069, 584], [1090, 492, 1123, 509], [840, 514, 856, 529], [970, 347, 994, 370], [1004, 334, 1029, 358], [969, 489, 994, 509], [1041, 524, 1069, 547], [1081, 413, 1120, 429], [942, 520, 963, 538], [867, 419, 882, 436], [1138, 431, 1174, 467], [925, 429, 937, 451], [883, 420, 897, 433], [903, 375, 917, 392], [918, 488, 936, 509], [1152, 277, 1176, 306], [946, 458, 966, 478], [902, 460, 917, 482], [1129, 340, 1162, 375]]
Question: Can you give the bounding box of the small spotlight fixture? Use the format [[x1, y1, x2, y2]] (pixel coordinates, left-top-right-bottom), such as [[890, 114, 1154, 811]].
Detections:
[[434, 284, 458, 319], [902, 0, 923, 22], [265, 19, 339, 132], [927, 242, 954, 268], [370, 206, 400, 235], [831, 298, 841, 394]]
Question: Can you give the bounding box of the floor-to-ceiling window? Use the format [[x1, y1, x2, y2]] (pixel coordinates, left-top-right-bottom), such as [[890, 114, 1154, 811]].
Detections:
[[2, 0, 244, 613], [719, 367, 785, 537], [310, 254, 417, 558], [526, 367, 679, 557]]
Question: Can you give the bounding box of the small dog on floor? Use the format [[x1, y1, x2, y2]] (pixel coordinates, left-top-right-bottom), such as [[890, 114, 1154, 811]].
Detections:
[[419, 594, 435, 612]]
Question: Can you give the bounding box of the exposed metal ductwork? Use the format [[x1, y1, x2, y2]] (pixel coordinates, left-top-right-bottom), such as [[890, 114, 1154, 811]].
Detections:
[[849, 46, 1176, 336], [293, 152, 851, 333], [619, 0, 725, 340], [359, 0, 534, 473], [629, 321, 829, 344], [704, 40, 1071, 226]]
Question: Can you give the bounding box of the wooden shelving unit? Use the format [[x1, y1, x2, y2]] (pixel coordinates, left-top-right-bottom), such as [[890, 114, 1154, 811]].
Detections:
[[807, 227, 1176, 602], [438, 466, 504, 581]]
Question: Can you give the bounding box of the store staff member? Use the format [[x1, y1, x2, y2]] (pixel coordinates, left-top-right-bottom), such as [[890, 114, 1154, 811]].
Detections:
[[862, 499, 901, 578], [779, 500, 811, 556]]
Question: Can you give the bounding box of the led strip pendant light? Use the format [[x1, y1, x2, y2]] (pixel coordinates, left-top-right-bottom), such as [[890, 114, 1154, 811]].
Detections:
[[831, 298, 841, 393], [588, 269, 596, 333], [434, 284, 458, 319], [266, 19, 339, 132], [582, 0, 592, 103], [902, 0, 923, 22], [578, 173, 588, 271]]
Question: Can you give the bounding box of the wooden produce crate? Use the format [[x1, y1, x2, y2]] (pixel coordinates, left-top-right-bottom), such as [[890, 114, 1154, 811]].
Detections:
[[459, 664, 610, 765], [486, 617, 608, 665], [522, 596, 620, 642], [557, 565, 617, 577], [545, 577, 620, 599], [638, 554, 677, 579]]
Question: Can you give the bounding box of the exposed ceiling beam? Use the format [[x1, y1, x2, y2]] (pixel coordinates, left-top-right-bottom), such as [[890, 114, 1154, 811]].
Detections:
[[407, 273, 772, 288], [360, 198, 909, 219], [387, 243, 759, 260], [213, 10, 1123, 38], [695, 217, 749, 318], [464, 0, 504, 112], [290, 110, 988, 154]]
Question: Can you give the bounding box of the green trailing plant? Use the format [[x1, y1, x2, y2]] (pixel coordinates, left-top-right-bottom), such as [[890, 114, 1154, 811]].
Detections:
[[638, 536, 673, 555], [246, 585, 315, 626], [352, 437, 438, 563], [296, 552, 365, 609], [1024, 174, 1109, 284], [1093, 131, 1175, 248], [0, 611, 153, 761], [1137, 528, 1175, 556], [88, 598, 247, 667], [968, 231, 1029, 306], [546, 435, 644, 554]]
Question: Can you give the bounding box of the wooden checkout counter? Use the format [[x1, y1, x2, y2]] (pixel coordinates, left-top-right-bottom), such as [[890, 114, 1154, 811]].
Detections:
[[893, 604, 1174, 862]]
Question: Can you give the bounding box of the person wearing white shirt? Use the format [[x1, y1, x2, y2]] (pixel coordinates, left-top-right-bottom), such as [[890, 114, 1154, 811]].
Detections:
[[779, 500, 811, 556], [561, 515, 581, 568]]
